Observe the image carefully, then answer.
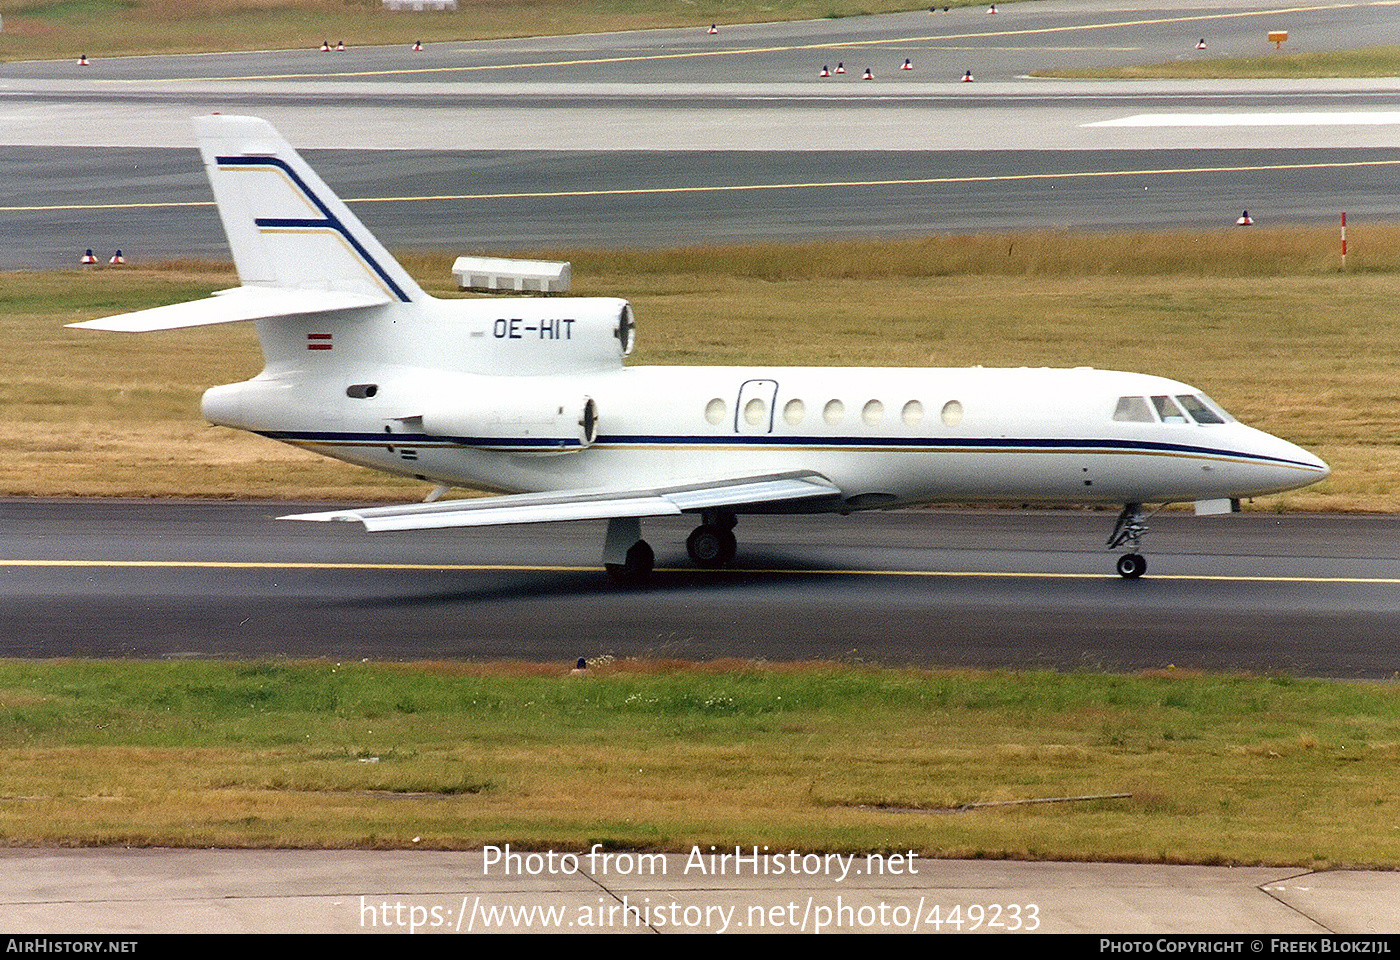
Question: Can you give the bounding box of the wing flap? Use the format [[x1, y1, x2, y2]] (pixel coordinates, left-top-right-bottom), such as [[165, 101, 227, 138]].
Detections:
[[282, 471, 841, 532], [68, 285, 391, 332]]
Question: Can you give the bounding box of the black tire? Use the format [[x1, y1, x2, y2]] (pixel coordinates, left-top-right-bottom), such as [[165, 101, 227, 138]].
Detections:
[[686, 525, 736, 568], [1116, 553, 1147, 579], [606, 540, 654, 584]]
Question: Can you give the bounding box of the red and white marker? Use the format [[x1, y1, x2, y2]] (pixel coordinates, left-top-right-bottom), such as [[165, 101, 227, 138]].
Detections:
[[320, 41, 330, 52], [708, 24, 717, 35], [1236, 210, 1253, 226], [78, 54, 89, 66], [80, 249, 97, 265], [835, 62, 845, 74], [962, 70, 974, 82], [412, 40, 422, 52], [335, 41, 345, 52], [109, 250, 125, 265], [987, 4, 997, 12], [862, 67, 874, 80], [819, 65, 830, 77], [1196, 39, 1207, 50], [902, 58, 913, 70], [1341, 211, 1348, 267]]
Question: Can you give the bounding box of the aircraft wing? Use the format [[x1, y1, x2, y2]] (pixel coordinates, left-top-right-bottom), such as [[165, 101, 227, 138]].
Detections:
[[281, 471, 842, 532], [68, 285, 391, 332]]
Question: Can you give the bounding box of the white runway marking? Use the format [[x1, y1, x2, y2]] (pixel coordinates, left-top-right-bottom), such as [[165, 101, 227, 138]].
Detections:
[[1087, 111, 1400, 127]]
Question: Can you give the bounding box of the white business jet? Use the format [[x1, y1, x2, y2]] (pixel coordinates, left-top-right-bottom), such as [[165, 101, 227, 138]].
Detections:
[[72, 116, 1329, 581]]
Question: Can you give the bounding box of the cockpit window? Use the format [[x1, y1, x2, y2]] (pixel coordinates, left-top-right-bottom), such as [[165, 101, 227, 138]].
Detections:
[[1175, 394, 1227, 425], [1195, 393, 1235, 423], [1113, 396, 1154, 423], [1151, 395, 1189, 424]]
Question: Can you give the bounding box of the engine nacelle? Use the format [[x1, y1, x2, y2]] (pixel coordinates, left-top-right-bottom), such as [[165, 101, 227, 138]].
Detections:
[[421, 382, 599, 454], [471, 298, 635, 375]]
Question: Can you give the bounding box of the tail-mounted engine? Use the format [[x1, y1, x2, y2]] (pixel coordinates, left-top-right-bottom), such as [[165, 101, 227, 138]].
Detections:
[[421, 381, 600, 454], [469, 298, 636, 375]]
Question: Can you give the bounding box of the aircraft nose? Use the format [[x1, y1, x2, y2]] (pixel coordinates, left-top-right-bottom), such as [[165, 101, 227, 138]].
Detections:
[[1249, 428, 1329, 492]]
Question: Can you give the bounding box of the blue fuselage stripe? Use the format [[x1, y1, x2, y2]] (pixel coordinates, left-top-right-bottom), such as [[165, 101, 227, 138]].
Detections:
[[256, 430, 1320, 470]]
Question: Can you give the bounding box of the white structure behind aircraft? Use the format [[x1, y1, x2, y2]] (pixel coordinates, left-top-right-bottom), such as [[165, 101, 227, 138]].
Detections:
[[72, 116, 1330, 580]]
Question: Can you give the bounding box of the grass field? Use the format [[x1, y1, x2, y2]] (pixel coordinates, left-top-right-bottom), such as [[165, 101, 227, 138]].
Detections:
[[1, 659, 1397, 863], [0, 0, 966, 60], [9, 224, 1396, 508], [1040, 45, 1400, 81]]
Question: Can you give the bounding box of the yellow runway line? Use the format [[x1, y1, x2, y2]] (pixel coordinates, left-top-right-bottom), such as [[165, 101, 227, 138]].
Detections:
[[4, 558, 1397, 585]]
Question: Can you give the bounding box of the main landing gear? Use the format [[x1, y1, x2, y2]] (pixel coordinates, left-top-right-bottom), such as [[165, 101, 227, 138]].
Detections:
[[604, 512, 740, 583], [604, 516, 654, 584], [685, 511, 737, 569], [1107, 503, 1149, 579]]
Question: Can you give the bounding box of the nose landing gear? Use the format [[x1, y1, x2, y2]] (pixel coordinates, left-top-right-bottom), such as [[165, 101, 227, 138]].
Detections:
[[1108, 503, 1150, 579]]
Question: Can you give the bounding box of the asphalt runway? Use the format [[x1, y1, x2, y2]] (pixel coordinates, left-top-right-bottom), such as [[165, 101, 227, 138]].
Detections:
[[4, 499, 1398, 678], [3, 1, 1400, 267], [12, 144, 1396, 266], [5, 0, 1396, 85]]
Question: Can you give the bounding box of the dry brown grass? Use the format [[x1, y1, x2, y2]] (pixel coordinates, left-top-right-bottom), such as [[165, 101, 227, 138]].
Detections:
[[9, 225, 1396, 507], [0, 0, 961, 59]]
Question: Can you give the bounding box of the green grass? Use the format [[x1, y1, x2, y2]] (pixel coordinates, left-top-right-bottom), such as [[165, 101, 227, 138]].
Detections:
[[10, 224, 1397, 507], [1038, 45, 1400, 81], [1, 658, 1397, 863]]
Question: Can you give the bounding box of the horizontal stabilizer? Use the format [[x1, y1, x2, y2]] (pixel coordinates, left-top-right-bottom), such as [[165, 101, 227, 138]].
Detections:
[[282, 471, 842, 532], [68, 286, 392, 332]]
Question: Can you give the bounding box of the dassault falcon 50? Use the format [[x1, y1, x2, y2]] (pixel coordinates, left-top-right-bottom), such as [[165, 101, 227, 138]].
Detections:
[[72, 115, 1330, 581]]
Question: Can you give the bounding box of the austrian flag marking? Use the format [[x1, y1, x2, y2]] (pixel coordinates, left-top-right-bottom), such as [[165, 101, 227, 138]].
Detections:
[[307, 333, 333, 351]]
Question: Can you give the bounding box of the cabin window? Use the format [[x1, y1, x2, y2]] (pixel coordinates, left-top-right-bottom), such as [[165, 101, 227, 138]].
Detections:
[[1176, 394, 1227, 425], [1151, 395, 1189, 424], [783, 398, 805, 425], [862, 399, 885, 425], [941, 400, 964, 427], [705, 398, 726, 425], [902, 400, 924, 426], [823, 399, 845, 425], [744, 397, 767, 427], [1113, 396, 1154, 423]]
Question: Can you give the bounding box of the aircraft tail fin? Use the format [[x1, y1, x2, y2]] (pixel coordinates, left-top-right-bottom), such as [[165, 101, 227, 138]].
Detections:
[[192, 114, 426, 305]]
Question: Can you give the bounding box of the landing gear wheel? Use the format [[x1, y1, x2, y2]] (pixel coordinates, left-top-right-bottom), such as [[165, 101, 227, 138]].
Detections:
[[606, 540, 654, 584], [686, 525, 737, 568], [1116, 553, 1147, 580]]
